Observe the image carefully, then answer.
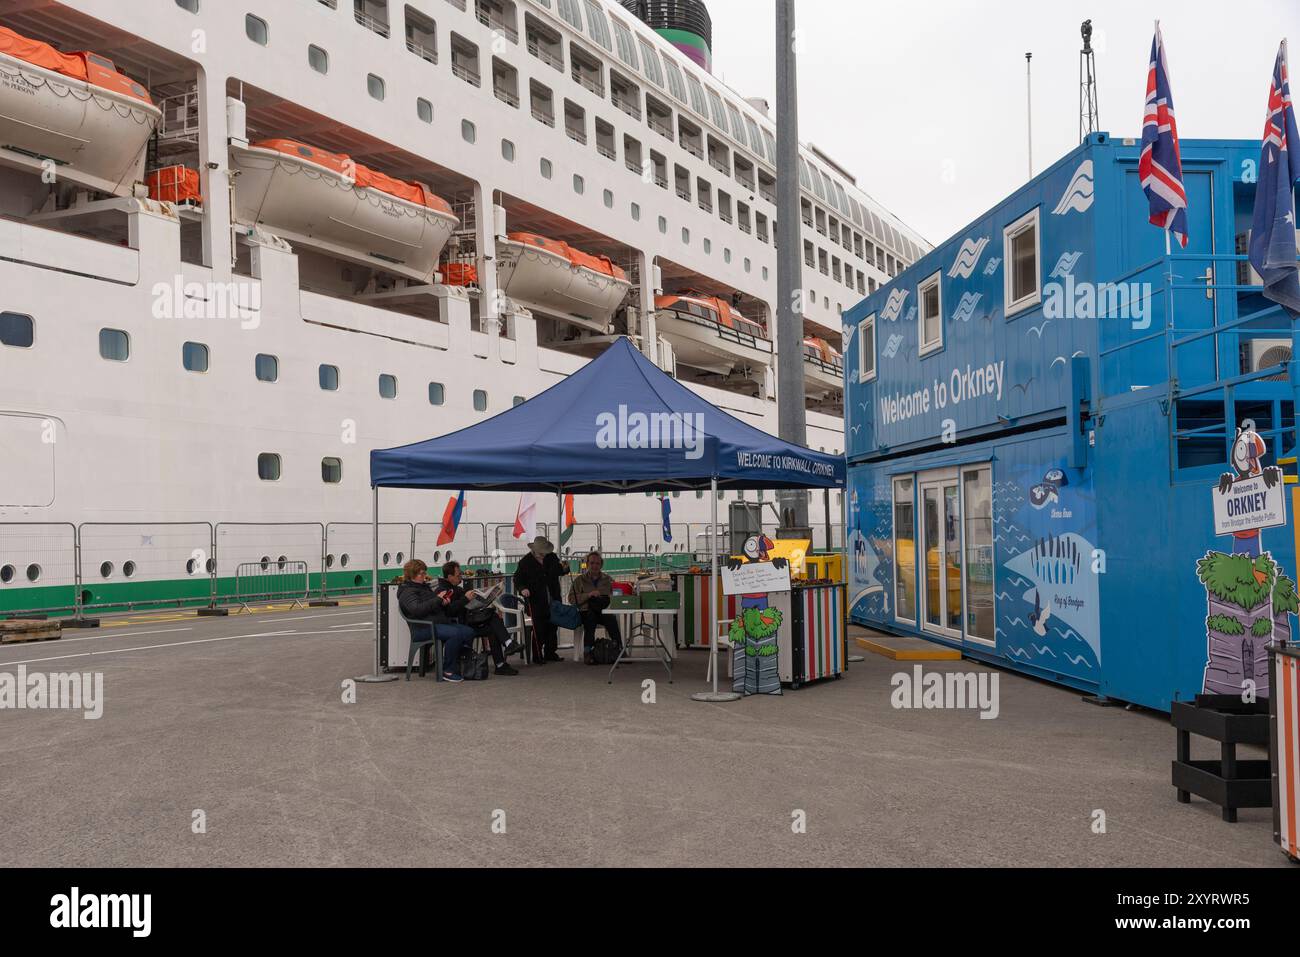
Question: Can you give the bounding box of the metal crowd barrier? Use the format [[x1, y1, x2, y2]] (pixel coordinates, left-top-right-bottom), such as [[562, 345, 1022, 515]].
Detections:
[[233, 560, 310, 612]]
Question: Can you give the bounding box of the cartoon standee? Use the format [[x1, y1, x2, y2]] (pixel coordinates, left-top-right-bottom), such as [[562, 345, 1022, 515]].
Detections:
[[725, 534, 785, 696], [1198, 422, 1297, 697]]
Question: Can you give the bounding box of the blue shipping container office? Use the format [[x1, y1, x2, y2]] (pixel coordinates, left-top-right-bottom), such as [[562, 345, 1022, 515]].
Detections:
[[843, 132, 1297, 711]]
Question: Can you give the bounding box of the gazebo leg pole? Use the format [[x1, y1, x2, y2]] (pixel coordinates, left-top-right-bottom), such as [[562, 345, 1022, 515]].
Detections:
[[693, 477, 739, 703], [355, 484, 397, 683]]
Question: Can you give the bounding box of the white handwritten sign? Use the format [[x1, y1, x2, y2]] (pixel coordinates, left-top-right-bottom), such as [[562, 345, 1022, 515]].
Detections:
[[1212, 475, 1287, 537], [722, 561, 793, 596]]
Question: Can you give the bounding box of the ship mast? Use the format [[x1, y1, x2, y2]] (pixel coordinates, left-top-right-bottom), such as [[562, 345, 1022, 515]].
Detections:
[[1079, 19, 1100, 141]]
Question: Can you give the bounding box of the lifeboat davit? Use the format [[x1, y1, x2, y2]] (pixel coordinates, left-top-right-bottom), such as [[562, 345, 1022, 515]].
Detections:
[[654, 292, 773, 382], [802, 336, 845, 399], [230, 138, 459, 282], [0, 25, 160, 195], [496, 232, 631, 331]]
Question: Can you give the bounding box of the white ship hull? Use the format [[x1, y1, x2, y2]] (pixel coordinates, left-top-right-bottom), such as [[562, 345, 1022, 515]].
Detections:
[[230, 143, 458, 283], [497, 236, 631, 330], [0, 52, 159, 197]]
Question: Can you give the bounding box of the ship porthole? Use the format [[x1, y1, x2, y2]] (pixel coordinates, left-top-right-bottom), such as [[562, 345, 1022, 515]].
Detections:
[[0, 565, 14, 584], [395, 552, 404, 564], [25, 564, 41, 583], [123, 561, 136, 578], [186, 558, 199, 576], [382, 552, 391, 566], [260, 556, 271, 571], [206, 559, 217, 574], [340, 554, 350, 568], [325, 554, 335, 569], [277, 556, 287, 571], [100, 562, 114, 579]]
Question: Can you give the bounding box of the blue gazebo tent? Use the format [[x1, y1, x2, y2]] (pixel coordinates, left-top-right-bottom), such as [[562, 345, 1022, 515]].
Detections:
[[366, 336, 845, 695]]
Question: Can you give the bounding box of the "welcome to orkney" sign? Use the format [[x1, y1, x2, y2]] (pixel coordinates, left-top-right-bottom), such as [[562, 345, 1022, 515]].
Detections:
[[1212, 475, 1287, 537]]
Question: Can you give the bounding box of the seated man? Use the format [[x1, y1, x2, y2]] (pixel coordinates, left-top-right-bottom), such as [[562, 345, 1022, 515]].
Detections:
[[398, 559, 476, 683], [437, 560, 519, 676], [569, 551, 623, 665]]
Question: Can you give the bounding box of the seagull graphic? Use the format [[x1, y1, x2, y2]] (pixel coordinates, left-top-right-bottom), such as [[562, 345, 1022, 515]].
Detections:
[[1012, 378, 1036, 395], [1027, 320, 1051, 339]]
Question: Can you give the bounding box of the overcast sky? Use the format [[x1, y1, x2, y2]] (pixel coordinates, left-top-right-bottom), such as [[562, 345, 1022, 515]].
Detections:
[[705, 0, 1299, 245]]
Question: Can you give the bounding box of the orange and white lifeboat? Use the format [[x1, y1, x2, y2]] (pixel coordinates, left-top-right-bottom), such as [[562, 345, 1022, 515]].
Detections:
[[0, 25, 160, 195], [802, 336, 845, 398], [496, 232, 631, 331], [230, 138, 459, 282], [654, 291, 773, 381]]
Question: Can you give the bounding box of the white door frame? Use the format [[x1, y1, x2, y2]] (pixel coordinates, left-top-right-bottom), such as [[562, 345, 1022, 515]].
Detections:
[[918, 468, 961, 640]]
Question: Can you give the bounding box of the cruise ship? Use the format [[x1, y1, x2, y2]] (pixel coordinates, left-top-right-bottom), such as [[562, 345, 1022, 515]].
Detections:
[[0, 0, 929, 615]]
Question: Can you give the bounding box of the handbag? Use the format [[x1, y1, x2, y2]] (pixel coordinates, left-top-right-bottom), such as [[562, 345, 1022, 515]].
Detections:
[[465, 602, 496, 627], [458, 641, 491, 681], [592, 637, 621, 665], [549, 600, 581, 630]]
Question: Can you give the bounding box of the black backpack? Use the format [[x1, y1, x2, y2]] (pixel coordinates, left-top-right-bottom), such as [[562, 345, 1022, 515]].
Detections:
[[592, 637, 621, 665], [458, 639, 491, 680]]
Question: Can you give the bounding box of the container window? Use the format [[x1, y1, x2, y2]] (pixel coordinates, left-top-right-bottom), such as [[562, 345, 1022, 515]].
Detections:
[[918, 271, 942, 356], [961, 467, 994, 643], [858, 313, 876, 383], [1003, 207, 1042, 316], [893, 476, 916, 623]]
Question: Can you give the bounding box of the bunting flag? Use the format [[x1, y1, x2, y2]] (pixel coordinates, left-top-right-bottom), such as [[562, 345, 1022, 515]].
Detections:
[[512, 493, 537, 540], [1249, 40, 1300, 316], [661, 496, 673, 543], [559, 494, 576, 546], [436, 491, 466, 546]]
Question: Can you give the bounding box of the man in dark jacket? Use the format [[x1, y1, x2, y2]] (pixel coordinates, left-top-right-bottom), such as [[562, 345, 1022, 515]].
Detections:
[[570, 551, 623, 665], [513, 536, 565, 663], [397, 558, 476, 682], [438, 560, 518, 676]]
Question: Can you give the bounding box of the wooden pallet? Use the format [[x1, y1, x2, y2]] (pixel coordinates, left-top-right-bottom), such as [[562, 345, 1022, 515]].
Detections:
[[0, 620, 62, 643]]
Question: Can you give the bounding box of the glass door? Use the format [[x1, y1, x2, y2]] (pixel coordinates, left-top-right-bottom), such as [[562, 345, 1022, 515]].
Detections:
[[919, 471, 962, 640]]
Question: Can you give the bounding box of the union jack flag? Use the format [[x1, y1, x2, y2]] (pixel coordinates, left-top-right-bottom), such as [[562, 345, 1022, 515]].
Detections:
[[1139, 23, 1189, 248], [1248, 40, 1300, 316]]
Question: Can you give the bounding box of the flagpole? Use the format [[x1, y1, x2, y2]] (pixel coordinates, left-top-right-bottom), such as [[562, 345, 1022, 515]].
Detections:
[[692, 477, 740, 703]]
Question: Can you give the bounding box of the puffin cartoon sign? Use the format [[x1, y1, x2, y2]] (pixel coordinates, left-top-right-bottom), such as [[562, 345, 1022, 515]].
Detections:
[[1196, 422, 1298, 698]]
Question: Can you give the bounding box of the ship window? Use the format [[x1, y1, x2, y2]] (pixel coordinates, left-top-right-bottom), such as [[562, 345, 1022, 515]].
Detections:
[[255, 353, 279, 382], [582, 0, 611, 51], [724, 248, 732, 264], [429, 382, 445, 405], [473, 389, 488, 412], [245, 14, 269, 45], [658, 216, 667, 234], [319, 364, 340, 391], [379, 374, 398, 399], [919, 271, 942, 355], [663, 60, 687, 104], [762, 266, 769, 280], [744, 258, 751, 273], [684, 72, 706, 115], [703, 238, 711, 254], [367, 73, 386, 100], [610, 18, 638, 70], [858, 313, 876, 383], [603, 189, 613, 208], [1003, 207, 1041, 316], [557, 0, 583, 30], [461, 119, 476, 142], [308, 44, 329, 73], [175, 0, 199, 11], [630, 202, 640, 221], [638, 38, 662, 86], [258, 453, 281, 481], [322, 458, 343, 484], [0, 312, 33, 348], [681, 227, 690, 244], [417, 97, 433, 123], [182, 341, 209, 373], [99, 329, 129, 362], [501, 138, 515, 160], [573, 174, 584, 195], [540, 157, 553, 178], [513, 395, 526, 407]]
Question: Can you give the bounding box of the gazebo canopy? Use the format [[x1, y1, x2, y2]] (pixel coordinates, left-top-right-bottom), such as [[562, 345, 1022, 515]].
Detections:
[[369, 337, 845, 494]]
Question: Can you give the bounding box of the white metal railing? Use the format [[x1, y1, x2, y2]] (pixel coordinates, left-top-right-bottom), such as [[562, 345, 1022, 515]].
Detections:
[[739, 222, 752, 235], [532, 108, 556, 127], [597, 143, 616, 160], [527, 38, 563, 70], [157, 89, 201, 143], [625, 159, 641, 174], [648, 117, 673, 140], [682, 141, 703, 159], [452, 61, 482, 87], [615, 98, 641, 120], [566, 126, 587, 145], [476, 8, 519, 43], [354, 9, 390, 37], [406, 39, 437, 63], [698, 200, 713, 213], [709, 157, 729, 174], [573, 72, 604, 97], [654, 174, 668, 189], [495, 87, 520, 107], [719, 211, 733, 224], [676, 187, 690, 201]]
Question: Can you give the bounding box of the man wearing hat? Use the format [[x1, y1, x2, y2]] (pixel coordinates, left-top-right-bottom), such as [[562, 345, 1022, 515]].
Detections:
[[513, 536, 565, 663]]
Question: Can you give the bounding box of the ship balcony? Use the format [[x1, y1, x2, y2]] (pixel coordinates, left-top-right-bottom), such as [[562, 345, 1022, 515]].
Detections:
[[476, 1, 519, 44], [495, 87, 520, 108], [614, 97, 642, 121], [406, 38, 437, 63], [597, 143, 617, 161], [526, 38, 563, 72], [532, 108, 556, 128], [572, 71, 604, 98], [354, 6, 390, 38], [453, 61, 482, 87]]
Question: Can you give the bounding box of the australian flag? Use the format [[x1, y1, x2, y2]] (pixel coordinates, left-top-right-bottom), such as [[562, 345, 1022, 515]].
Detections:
[[1139, 23, 1189, 248], [1249, 41, 1300, 317]]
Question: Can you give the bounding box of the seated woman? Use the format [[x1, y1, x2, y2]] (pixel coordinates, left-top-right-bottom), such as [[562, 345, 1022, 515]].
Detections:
[[397, 558, 476, 683]]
